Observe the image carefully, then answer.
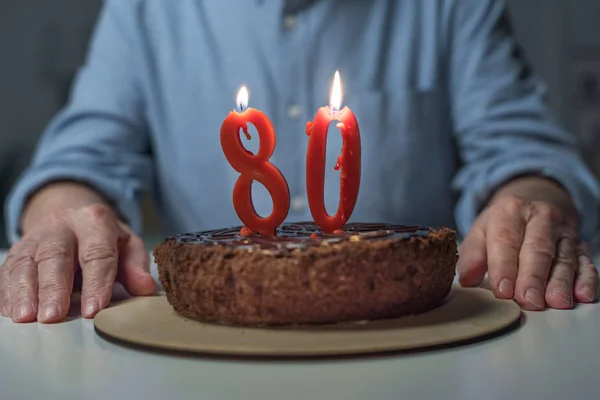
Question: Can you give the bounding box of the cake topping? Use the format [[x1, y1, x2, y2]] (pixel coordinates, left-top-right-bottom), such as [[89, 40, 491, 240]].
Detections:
[[173, 222, 430, 250]]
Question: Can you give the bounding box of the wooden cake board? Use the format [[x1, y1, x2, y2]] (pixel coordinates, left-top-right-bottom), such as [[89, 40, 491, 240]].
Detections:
[[94, 285, 522, 357]]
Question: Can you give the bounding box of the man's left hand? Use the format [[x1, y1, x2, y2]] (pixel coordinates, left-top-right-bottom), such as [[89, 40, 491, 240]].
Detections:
[[458, 178, 599, 310]]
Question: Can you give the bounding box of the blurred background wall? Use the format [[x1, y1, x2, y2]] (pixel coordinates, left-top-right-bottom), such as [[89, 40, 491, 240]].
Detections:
[[1, 0, 599, 247]]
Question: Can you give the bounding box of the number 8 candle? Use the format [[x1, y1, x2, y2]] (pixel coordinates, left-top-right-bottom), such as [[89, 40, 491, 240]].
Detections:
[[305, 71, 361, 233], [220, 86, 290, 237]]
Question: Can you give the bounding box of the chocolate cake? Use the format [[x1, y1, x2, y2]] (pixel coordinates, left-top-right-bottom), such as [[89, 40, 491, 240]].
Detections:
[[153, 222, 458, 326]]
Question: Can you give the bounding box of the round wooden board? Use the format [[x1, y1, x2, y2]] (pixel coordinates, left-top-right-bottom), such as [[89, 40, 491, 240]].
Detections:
[[94, 285, 522, 357]]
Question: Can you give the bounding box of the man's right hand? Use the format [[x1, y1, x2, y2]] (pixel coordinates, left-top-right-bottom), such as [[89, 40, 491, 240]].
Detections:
[[0, 203, 156, 323]]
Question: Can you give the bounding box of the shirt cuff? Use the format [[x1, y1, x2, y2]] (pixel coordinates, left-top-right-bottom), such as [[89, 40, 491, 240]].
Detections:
[[5, 166, 141, 244], [454, 159, 600, 241]]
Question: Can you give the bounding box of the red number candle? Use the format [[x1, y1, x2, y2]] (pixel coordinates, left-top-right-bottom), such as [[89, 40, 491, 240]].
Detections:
[[305, 71, 361, 233], [220, 86, 290, 237]]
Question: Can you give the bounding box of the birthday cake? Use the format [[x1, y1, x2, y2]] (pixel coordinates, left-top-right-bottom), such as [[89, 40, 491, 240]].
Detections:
[[153, 222, 458, 326]]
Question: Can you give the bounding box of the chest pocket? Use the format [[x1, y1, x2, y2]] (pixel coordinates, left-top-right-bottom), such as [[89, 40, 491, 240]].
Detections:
[[343, 87, 456, 225]]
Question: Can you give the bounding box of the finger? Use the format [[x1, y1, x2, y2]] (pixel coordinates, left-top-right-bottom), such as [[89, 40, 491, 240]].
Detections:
[[72, 204, 121, 318], [458, 222, 487, 287], [0, 262, 10, 317], [485, 198, 526, 299], [544, 235, 576, 309], [35, 225, 77, 323], [514, 203, 560, 310], [116, 225, 156, 296], [9, 240, 40, 323], [1, 249, 18, 317], [574, 250, 599, 303], [2, 240, 38, 320]]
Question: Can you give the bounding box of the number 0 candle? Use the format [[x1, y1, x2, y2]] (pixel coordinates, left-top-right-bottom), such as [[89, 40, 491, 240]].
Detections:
[[220, 86, 290, 237], [305, 71, 361, 233]]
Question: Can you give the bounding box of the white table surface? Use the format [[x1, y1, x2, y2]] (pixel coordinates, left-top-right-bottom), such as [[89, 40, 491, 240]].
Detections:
[[1, 250, 599, 400]]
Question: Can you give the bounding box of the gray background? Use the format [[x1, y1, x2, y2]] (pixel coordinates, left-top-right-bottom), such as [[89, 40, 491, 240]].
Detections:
[[1, 0, 599, 247]]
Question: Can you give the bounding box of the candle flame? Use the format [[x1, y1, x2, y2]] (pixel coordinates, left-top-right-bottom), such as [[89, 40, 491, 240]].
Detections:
[[330, 70, 342, 113], [236, 86, 249, 112]]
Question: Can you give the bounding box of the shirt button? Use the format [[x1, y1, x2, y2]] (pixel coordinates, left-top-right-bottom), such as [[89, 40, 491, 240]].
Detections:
[[283, 14, 297, 30], [290, 196, 306, 212], [287, 104, 302, 119]]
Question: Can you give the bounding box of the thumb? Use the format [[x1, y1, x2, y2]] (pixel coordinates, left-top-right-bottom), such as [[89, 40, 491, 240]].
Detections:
[[457, 221, 488, 287], [116, 223, 157, 296]]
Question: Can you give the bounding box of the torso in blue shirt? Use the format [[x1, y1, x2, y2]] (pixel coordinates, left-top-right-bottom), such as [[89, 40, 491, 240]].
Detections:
[[144, 1, 457, 233], [10, 0, 598, 241]]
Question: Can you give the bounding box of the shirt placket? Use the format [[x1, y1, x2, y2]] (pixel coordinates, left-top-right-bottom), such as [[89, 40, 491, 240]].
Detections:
[[278, 3, 310, 219]]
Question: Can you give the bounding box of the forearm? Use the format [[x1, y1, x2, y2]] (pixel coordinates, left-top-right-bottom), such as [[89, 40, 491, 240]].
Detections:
[[449, 1, 599, 239], [3, 1, 152, 244], [22, 182, 110, 234], [489, 176, 579, 228]]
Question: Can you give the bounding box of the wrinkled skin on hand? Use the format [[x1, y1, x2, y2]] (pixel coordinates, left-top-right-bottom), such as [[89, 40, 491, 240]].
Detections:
[[0, 204, 156, 323], [459, 196, 598, 310]]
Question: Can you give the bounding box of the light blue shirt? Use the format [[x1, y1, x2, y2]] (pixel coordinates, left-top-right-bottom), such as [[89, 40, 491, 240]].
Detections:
[[6, 0, 600, 243]]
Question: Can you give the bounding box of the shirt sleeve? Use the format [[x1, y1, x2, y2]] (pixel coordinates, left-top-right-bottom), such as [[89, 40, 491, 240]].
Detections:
[[448, 0, 600, 240], [4, 0, 152, 244]]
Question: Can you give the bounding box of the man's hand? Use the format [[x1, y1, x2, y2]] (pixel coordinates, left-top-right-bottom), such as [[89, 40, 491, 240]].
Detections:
[[0, 203, 156, 323], [459, 177, 599, 310]]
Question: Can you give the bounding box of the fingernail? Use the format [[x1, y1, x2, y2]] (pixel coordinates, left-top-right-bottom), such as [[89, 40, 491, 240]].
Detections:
[[83, 297, 99, 317], [43, 303, 60, 322], [138, 269, 155, 283], [551, 287, 572, 306], [582, 285, 597, 302], [498, 279, 514, 298], [12, 300, 33, 321], [578, 255, 592, 267], [525, 288, 545, 308]]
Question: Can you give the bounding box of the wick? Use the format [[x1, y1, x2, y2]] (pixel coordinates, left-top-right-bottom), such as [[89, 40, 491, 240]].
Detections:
[[236, 104, 248, 113]]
